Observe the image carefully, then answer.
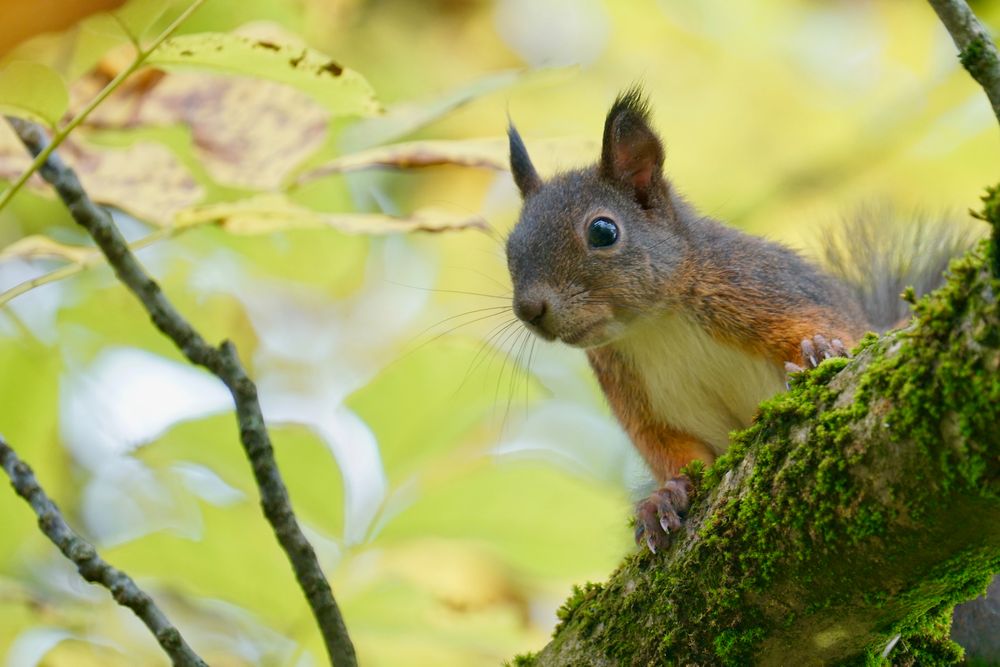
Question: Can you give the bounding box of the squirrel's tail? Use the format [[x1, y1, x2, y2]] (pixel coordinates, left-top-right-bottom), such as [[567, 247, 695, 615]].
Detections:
[[818, 207, 980, 332]]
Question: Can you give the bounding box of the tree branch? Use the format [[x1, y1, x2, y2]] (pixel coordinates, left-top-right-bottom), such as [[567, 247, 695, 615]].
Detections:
[[0, 436, 207, 667], [927, 0, 1000, 124], [6, 116, 357, 667]]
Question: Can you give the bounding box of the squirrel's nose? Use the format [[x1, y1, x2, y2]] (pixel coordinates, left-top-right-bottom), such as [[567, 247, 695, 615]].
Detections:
[[514, 296, 548, 327]]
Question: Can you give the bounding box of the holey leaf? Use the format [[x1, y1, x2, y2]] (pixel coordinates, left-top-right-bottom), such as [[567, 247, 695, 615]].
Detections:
[[175, 194, 489, 235], [147, 33, 379, 117]]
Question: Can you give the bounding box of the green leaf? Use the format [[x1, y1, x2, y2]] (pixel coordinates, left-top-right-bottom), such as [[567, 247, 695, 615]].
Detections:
[[175, 194, 489, 235], [348, 337, 538, 485], [139, 417, 346, 538], [0, 61, 68, 127], [375, 459, 629, 580], [112, 0, 172, 41], [146, 32, 379, 117], [339, 69, 524, 151]]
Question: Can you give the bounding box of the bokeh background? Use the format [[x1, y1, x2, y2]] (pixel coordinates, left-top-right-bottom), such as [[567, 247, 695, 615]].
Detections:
[[0, 0, 997, 665]]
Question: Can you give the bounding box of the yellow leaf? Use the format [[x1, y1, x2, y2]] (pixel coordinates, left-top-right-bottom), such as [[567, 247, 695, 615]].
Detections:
[[175, 195, 489, 235], [0, 123, 204, 226], [0, 236, 93, 264], [297, 136, 599, 185]]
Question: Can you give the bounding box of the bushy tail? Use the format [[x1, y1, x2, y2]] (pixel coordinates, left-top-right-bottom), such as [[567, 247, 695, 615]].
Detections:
[[819, 207, 981, 332]]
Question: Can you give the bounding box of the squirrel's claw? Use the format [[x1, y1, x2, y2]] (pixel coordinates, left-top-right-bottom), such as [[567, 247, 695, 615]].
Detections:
[[634, 476, 693, 554], [795, 334, 851, 371]]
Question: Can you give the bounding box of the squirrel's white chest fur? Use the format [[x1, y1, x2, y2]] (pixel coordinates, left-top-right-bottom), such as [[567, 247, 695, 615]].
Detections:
[[617, 313, 787, 455]]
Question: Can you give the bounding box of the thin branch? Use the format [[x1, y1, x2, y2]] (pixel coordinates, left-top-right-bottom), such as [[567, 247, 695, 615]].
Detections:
[[0, 436, 207, 667], [0, 0, 206, 214], [6, 117, 358, 667], [927, 0, 1000, 123]]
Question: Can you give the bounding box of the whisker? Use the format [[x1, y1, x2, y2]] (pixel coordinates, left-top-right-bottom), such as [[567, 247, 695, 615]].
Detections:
[[522, 335, 538, 422], [407, 305, 511, 347], [440, 265, 513, 294], [503, 326, 532, 432], [385, 279, 512, 300], [501, 326, 531, 434], [398, 308, 510, 366], [491, 321, 526, 424], [453, 317, 520, 397]]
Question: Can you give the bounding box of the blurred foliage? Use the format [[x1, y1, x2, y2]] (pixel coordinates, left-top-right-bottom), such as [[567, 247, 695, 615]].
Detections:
[[0, 0, 997, 665]]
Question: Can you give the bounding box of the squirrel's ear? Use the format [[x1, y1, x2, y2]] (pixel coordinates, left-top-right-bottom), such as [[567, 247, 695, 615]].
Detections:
[[508, 122, 541, 198], [600, 87, 664, 208]]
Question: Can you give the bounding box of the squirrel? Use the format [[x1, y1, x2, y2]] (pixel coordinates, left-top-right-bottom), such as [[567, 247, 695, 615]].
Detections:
[[504, 86, 972, 553]]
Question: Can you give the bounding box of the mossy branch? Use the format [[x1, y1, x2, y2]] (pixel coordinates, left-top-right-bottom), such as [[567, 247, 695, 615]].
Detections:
[[530, 232, 999, 665], [6, 117, 358, 667], [926, 0, 1000, 125]]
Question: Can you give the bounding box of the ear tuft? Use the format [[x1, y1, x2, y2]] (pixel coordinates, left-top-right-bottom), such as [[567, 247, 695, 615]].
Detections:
[[508, 122, 542, 198], [600, 86, 665, 208]]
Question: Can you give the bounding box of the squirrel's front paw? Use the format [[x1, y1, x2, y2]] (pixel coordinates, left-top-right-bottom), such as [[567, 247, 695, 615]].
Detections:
[[784, 334, 849, 374], [634, 476, 693, 554]]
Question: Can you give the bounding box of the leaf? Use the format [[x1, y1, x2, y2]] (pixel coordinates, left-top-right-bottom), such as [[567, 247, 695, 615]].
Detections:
[[0, 61, 69, 126], [146, 32, 379, 117], [0, 235, 93, 264], [339, 69, 523, 151], [375, 459, 629, 580], [175, 194, 489, 235], [131, 74, 332, 190], [83, 0, 171, 43], [112, 0, 172, 42], [347, 337, 539, 485], [0, 122, 204, 225], [297, 136, 599, 185]]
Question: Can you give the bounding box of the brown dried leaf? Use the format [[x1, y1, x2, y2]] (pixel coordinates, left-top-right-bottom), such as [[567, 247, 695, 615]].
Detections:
[[0, 121, 204, 225], [176, 194, 489, 235], [73, 62, 330, 190], [135, 74, 329, 190]]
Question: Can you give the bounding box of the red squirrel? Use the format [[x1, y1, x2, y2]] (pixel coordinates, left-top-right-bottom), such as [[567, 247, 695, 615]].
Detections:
[[504, 87, 968, 553]]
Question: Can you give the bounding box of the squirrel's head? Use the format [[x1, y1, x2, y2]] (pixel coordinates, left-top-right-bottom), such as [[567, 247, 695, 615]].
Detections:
[[505, 87, 687, 348]]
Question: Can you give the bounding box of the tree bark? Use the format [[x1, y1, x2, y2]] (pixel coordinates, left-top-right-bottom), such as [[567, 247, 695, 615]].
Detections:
[[528, 229, 1000, 665]]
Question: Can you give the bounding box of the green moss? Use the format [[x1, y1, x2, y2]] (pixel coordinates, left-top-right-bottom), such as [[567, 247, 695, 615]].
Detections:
[[971, 183, 1000, 275], [506, 652, 538, 666], [680, 458, 706, 487], [959, 36, 987, 71], [553, 581, 603, 636], [713, 626, 766, 665], [883, 603, 965, 666]]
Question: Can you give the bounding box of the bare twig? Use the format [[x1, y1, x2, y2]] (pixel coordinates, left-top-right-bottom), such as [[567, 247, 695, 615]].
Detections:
[[927, 0, 1000, 123], [6, 117, 357, 667], [0, 436, 207, 667]]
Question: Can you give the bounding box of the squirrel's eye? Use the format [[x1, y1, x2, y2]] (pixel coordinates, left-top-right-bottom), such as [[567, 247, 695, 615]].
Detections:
[[587, 217, 619, 248]]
